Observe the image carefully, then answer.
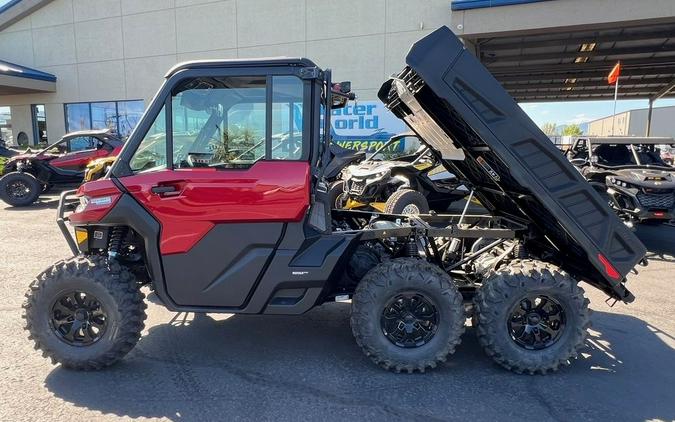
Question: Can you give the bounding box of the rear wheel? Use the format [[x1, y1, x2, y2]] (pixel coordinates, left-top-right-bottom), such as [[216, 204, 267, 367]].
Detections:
[[351, 258, 465, 373], [0, 171, 41, 206], [384, 188, 430, 215], [23, 256, 146, 370], [473, 259, 590, 374]]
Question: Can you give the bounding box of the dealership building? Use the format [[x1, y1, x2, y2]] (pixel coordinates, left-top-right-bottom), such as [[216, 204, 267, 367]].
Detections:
[[1, 0, 675, 146]]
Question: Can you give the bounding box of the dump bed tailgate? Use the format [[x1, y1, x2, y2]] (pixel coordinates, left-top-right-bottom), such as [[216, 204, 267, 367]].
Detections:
[[378, 26, 646, 302]]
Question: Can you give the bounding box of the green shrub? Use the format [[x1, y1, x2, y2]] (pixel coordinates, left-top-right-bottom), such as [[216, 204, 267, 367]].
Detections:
[[0, 156, 7, 176]]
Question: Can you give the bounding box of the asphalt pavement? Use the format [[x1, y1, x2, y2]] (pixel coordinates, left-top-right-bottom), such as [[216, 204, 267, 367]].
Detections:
[[0, 192, 673, 422]]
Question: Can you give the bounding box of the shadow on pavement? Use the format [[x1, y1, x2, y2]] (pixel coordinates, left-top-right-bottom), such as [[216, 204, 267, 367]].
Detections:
[[634, 223, 675, 264], [44, 304, 675, 421]]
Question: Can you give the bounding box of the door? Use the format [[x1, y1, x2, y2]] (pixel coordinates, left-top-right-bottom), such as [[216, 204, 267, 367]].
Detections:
[[119, 73, 311, 307], [50, 136, 107, 171]]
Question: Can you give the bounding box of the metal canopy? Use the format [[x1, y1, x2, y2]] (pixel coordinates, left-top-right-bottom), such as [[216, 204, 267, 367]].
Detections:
[[0, 59, 56, 95], [475, 22, 675, 102]]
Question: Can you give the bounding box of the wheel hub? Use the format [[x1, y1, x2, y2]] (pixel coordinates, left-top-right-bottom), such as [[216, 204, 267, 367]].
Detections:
[[507, 295, 566, 350], [401, 204, 420, 215], [50, 291, 108, 346], [381, 292, 439, 348], [7, 180, 29, 199]]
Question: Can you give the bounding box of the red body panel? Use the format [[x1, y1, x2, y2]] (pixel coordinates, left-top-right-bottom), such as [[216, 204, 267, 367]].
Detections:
[[69, 179, 122, 224], [120, 161, 311, 255], [49, 148, 108, 171]]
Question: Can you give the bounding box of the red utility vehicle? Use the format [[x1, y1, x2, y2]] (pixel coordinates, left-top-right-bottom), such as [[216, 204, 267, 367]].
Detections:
[[24, 28, 646, 374], [0, 129, 123, 206]]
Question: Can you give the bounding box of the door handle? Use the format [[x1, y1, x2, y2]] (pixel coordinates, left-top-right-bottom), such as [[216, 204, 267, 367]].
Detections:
[[151, 185, 178, 195]]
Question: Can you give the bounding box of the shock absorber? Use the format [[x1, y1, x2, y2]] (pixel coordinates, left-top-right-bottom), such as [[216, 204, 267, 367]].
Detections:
[[108, 227, 127, 259]]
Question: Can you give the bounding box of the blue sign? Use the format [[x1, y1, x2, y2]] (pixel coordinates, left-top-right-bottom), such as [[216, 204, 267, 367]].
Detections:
[[330, 101, 407, 152]]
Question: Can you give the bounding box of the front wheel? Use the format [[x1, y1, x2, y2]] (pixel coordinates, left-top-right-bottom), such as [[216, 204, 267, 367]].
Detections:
[[351, 258, 465, 373], [23, 256, 146, 370], [0, 171, 41, 206], [473, 259, 590, 374], [384, 188, 430, 215]]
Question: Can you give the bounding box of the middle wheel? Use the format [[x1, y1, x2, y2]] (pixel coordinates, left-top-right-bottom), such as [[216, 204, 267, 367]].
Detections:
[[350, 258, 465, 373]]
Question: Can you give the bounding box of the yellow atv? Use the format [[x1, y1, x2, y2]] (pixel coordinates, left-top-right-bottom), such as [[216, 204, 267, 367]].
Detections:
[[337, 133, 468, 214], [84, 156, 117, 182]]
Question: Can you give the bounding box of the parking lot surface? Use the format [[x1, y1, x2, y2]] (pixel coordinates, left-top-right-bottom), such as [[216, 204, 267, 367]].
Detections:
[[0, 192, 674, 422]]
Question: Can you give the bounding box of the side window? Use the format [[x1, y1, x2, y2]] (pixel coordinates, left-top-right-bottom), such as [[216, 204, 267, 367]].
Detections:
[[46, 140, 68, 155], [69, 136, 95, 152], [130, 105, 167, 173], [172, 76, 267, 169], [271, 76, 304, 160], [170, 75, 306, 169]]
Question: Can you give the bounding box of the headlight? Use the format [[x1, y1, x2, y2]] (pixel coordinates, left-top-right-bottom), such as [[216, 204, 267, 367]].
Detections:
[[75, 196, 89, 213], [609, 177, 634, 189]]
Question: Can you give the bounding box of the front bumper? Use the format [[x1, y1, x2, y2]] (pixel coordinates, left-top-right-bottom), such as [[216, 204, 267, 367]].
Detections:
[[56, 189, 80, 255], [607, 185, 675, 222]]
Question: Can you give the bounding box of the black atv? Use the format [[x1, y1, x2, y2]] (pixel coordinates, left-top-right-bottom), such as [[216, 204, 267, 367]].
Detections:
[[333, 132, 467, 214], [0, 138, 20, 158], [567, 136, 675, 224]]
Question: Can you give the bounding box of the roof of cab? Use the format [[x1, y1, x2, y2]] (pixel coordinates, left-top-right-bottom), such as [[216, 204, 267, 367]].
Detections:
[[165, 57, 318, 78], [63, 129, 119, 138], [583, 137, 675, 145]]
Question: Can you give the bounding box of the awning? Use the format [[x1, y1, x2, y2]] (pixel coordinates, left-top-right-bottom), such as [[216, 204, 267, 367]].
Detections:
[[0, 59, 56, 95], [476, 22, 675, 102]]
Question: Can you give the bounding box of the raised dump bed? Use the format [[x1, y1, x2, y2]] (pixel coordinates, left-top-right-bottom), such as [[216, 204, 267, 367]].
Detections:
[[378, 26, 646, 302]]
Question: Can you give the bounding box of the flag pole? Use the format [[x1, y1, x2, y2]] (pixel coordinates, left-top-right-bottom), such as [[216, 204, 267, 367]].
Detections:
[[611, 76, 619, 136]]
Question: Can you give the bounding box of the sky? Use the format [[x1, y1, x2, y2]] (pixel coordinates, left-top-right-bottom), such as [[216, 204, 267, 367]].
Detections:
[[519, 98, 675, 128]]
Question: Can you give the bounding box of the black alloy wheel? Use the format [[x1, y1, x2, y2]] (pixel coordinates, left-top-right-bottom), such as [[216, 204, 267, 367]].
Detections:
[[50, 291, 108, 346], [507, 294, 566, 350], [381, 291, 439, 348], [6, 179, 31, 200]]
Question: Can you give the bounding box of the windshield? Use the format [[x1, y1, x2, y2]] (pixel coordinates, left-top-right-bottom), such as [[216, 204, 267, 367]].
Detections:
[[368, 135, 425, 161], [591, 143, 672, 168]]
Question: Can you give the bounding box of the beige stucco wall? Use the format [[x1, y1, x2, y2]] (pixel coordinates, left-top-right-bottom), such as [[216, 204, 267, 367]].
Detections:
[[586, 106, 675, 137], [586, 111, 631, 137], [0, 0, 452, 144]]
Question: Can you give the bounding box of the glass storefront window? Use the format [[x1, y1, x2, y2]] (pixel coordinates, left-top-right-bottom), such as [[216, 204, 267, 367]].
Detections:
[[65, 103, 91, 132], [91, 102, 117, 131], [117, 100, 145, 137], [64, 100, 145, 138]]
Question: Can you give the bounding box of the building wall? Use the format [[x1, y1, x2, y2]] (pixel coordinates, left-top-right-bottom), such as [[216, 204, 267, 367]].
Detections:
[[0, 0, 452, 145], [586, 111, 630, 137], [587, 106, 675, 138]]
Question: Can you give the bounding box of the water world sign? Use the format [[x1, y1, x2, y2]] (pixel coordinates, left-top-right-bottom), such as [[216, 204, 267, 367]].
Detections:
[[331, 101, 407, 152]]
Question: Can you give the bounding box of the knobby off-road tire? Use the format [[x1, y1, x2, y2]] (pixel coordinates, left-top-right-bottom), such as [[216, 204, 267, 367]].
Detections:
[[23, 255, 146, 370], [0, 171, 41, 207], [473, 259, 590, 374], [351, 258, 465, 373], [329, 180, 345, 209], [384, 188, 430, 215]]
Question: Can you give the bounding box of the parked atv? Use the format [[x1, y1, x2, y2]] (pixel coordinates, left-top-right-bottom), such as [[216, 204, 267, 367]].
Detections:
[[567, 136, 675, 224], [0, 130, 123, 207], [25, 28, 645, 375], [83, 156, 117, 182], [0, 138, 19, 158], [334, 132, 468, 214]]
